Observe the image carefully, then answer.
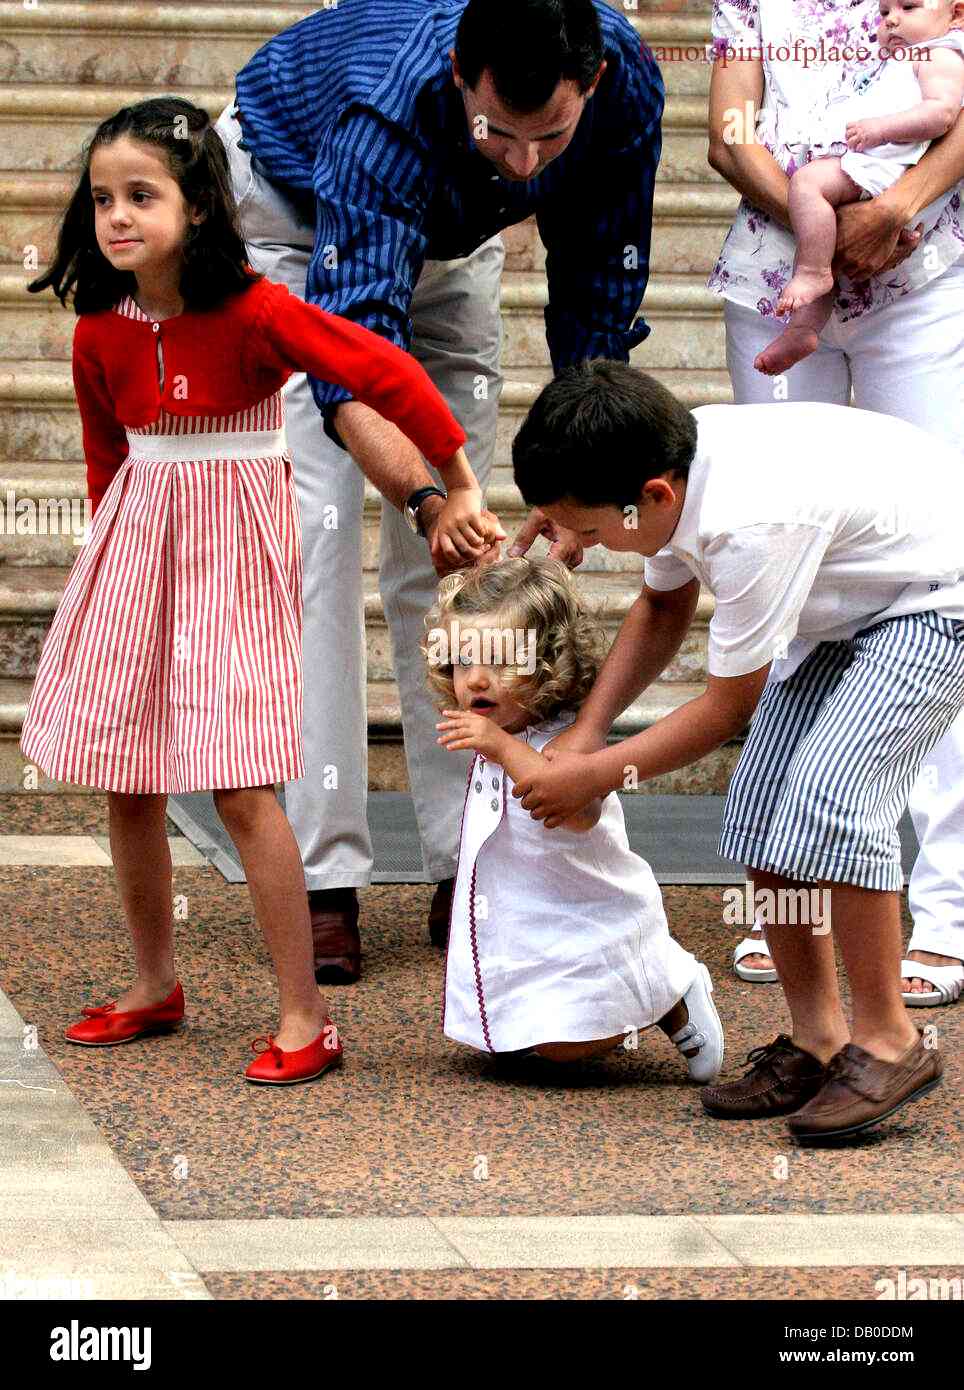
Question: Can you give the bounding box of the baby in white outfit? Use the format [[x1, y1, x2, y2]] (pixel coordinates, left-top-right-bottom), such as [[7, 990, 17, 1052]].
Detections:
[[427, 555, 724, 1081], [756, 0, 964, 376]]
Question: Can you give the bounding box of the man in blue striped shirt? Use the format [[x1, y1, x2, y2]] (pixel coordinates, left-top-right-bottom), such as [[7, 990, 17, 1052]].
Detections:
[[215, 0, 664, 977]]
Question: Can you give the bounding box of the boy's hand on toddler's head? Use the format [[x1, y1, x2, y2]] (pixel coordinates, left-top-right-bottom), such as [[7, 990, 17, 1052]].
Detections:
[[513, 749, 607, 830], [436, 710, 507, 760], [507, 507, 584, 570]]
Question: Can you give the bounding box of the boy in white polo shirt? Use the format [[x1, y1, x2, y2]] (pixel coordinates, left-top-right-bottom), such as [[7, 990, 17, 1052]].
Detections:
[[509, 361, 964, 1141]]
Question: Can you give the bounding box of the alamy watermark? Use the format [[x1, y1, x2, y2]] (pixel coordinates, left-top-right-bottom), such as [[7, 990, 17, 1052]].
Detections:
[[722, 879, 832, 934], [425, 621, 538, 676], [2, 491, 91, 546]]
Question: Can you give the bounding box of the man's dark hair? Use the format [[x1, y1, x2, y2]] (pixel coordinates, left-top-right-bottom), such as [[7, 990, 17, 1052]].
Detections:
[[455, 0, 604, 113], [513, 361, 698, 512]]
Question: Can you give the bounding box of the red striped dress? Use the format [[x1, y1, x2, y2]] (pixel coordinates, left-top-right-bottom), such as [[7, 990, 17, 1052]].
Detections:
[[21, 294, 305, 794]]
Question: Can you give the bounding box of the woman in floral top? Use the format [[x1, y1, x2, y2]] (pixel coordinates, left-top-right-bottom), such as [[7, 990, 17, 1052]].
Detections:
[[707, 0, 964, 1008]]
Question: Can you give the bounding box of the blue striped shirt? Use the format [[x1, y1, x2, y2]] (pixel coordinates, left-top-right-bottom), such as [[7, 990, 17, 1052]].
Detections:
[[235, 0, 664, 423]]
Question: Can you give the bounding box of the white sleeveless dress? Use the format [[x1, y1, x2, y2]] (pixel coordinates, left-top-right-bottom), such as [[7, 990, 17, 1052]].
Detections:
[[826, 32, 964, 210], [441, 711, 697, 1054]]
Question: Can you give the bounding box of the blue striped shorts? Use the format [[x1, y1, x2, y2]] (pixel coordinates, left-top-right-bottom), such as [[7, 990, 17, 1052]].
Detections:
[[719, 612, 964, 891]]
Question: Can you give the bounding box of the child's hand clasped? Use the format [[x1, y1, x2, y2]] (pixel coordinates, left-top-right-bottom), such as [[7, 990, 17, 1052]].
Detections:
[[513, 749, 607, 830], [429, 488, 507, 570], [436, 709, 508, 761], [845, 118, 884, 152]]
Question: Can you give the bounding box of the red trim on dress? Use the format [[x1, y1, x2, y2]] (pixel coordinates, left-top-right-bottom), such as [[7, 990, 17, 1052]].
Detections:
[[467, 854, 494, 1053], [440, 755, 477, 1033]]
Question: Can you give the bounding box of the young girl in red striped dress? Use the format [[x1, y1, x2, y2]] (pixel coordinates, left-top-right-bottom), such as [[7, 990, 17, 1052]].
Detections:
[[21, 97, 497, 1085]]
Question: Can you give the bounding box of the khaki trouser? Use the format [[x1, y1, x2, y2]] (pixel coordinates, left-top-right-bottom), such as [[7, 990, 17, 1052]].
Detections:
[[216, 102, 505, 886]]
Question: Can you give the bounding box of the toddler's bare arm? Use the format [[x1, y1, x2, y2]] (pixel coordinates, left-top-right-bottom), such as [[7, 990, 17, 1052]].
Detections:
[[497, 737, 602, 832]]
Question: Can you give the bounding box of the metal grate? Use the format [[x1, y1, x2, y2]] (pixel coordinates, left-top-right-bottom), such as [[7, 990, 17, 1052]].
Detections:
[[167, 791, 919, 887]]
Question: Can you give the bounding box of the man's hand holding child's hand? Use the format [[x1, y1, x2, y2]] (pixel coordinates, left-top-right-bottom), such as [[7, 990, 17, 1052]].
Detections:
[[426, 493, 506, 576]]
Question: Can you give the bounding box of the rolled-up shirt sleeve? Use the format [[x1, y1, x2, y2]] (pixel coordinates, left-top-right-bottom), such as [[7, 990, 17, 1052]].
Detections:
[[644, 548, 698, 593], [308, 105, 432, 446], [536, 40, 664, 370]]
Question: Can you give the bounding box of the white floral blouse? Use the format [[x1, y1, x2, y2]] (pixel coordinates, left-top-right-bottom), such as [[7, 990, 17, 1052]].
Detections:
[[708, 0, 964, 322]]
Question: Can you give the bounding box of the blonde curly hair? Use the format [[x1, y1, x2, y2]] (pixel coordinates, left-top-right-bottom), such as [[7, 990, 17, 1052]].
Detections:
[[422, 556, 604, 724]]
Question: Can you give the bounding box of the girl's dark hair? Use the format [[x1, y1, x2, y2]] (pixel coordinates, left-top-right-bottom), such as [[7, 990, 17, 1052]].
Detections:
[[513, 360, 698, 512], [28, 96, 263, 314], [455, 0, 604, 113]]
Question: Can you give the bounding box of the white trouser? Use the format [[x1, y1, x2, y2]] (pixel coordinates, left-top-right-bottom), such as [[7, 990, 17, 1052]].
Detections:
[[723, 259, 964, 957], [216, 103, 504, 887]]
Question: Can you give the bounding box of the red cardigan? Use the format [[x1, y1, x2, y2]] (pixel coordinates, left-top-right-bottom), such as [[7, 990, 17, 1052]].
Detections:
[[71, 272, 468, 513]]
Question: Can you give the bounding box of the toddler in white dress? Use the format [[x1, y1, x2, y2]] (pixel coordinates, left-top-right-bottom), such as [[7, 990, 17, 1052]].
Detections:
[[756, 0, 964, 376], [428, 557, 723, 1080]]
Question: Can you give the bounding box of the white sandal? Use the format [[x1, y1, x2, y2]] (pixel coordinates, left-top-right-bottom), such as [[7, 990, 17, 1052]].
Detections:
[[733, 935, 778, 983], [900, 959, 964, 1007]]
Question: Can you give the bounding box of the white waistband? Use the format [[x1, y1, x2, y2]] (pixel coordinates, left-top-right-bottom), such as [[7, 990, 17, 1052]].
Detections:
[[124, 428, 288, 463]]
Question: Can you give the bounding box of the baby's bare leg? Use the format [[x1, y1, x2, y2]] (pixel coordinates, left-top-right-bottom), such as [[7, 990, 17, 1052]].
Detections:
[[778, 158, 863, 315], [534, 1033, 627, 1061], [754, 289, 836, 376]]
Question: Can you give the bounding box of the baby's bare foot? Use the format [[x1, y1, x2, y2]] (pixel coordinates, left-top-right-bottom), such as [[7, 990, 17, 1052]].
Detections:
[[776, 267, 834, 316], [755, 326, 820, 375]]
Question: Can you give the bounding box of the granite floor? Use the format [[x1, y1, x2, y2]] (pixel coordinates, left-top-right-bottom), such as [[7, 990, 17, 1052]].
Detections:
[[1, 794, 962, 1301]]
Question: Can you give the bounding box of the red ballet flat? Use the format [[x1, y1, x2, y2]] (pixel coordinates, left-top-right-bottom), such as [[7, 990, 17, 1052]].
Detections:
[[64, 982, 185, 1046], [244, 1020, 343, 1084]]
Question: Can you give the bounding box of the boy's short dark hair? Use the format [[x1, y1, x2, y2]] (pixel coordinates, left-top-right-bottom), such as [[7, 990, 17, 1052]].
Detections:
[[455, 0, 604, 113], [512, 360, 698, 512]]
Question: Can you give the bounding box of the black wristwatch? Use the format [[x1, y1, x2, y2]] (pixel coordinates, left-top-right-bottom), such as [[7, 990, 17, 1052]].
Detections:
[[405, 485, 447, 537]]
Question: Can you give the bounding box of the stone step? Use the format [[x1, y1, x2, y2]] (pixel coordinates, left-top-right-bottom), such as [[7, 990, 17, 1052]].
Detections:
[[0, 560, 713, 684], [0, 81, 712, 185], [0, 673, 740, 798], [0, 181, 736, 275], [0, 3, 710, 97], [0, 359, 733, 470], [501, 272, 723, 373], [0, 267, 725, 370]]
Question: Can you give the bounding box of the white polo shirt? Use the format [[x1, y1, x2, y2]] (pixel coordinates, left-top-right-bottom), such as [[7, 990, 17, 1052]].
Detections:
[[643, 403, 964, 682]]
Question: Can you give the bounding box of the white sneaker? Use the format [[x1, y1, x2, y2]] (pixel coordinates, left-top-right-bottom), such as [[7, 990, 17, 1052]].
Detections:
[[671, 962, 724, 1084]]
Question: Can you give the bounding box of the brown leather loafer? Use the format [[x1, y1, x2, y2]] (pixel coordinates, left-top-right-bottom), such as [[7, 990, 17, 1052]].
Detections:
[[701, 1034, 827, 1119], [788, 1031, 943, 1141], [428, 877, 454, 948], [309, 888, 361, 984]]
